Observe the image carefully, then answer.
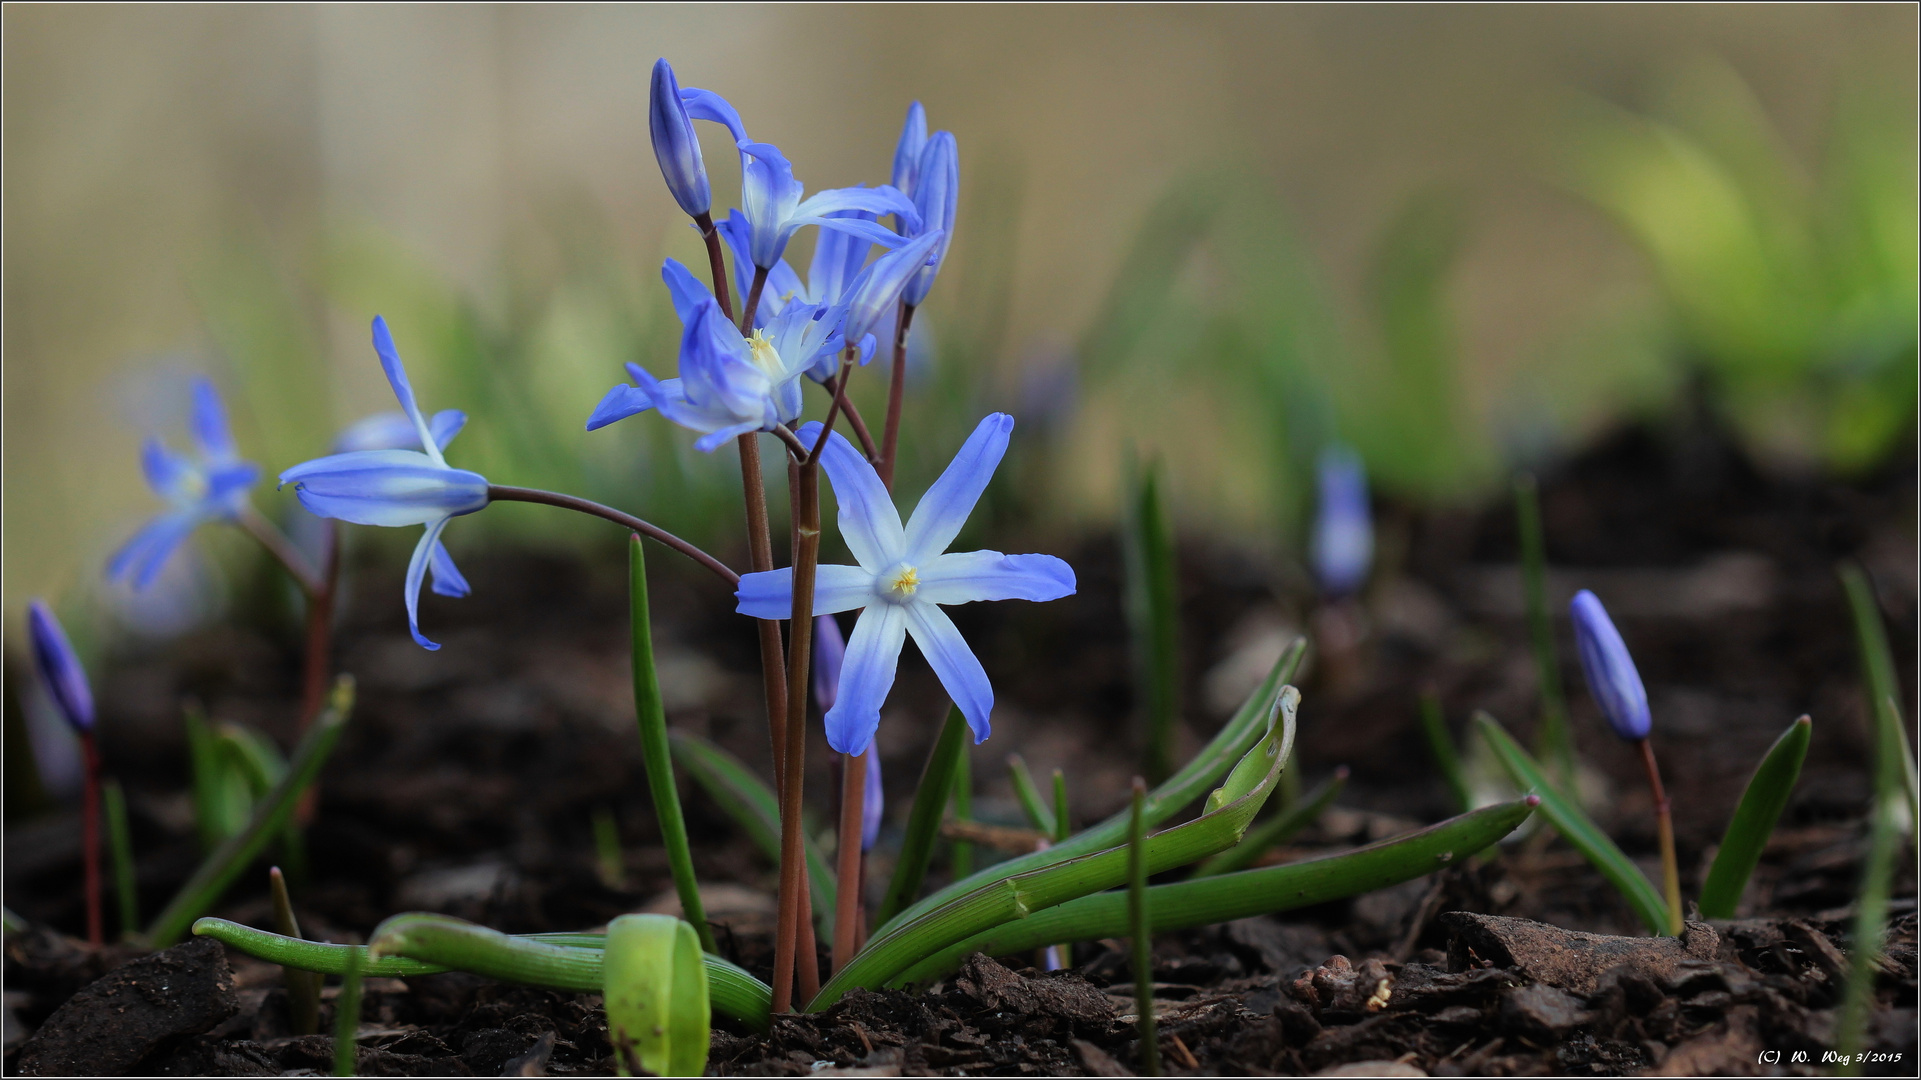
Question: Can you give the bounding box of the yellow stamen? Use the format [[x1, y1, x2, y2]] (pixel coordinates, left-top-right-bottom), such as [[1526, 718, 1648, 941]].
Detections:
[[887, 565, 920, 598]]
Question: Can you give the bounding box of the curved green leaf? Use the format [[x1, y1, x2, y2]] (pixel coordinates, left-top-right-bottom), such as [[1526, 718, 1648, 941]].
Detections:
[[1191, 766, 1347, 877], [1699, 716, 1811, 919], [603, 914, 708, 1077], [874, 705, 968, 928], [668, 729, 836, 926]]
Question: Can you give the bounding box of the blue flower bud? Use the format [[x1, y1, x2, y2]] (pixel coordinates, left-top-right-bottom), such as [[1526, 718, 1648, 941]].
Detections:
[[891, 102, 928, 196], [28, 600, 94, 733], [1310, 445, 1372, 597], [813, 614, 845, 713], [649, 58, 710, 218], [861, 744, 883, 852], [1570, 589, 1650, 741], [902, 131, 957, 307]]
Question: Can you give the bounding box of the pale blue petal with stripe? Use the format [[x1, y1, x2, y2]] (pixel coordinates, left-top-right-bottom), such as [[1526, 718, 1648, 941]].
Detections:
[[797, 422, 904, 571], [916, 551, 1076, 606], [903, 412, 1012, 563], [734, 564, 877, 619], [823, 603, 909, 755], [404, 516, 456, 650], [903, 602, 994, 743]]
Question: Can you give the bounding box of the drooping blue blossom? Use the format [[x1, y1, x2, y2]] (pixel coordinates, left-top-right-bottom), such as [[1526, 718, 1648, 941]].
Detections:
[[279, 318, 489, 650], [1570, 589, 1650, 741], [107, 377, 260, 590], [327, 409, 475, 599], [1309, 445, 1373, 598], [862, 744, 883, 852], [901, 131, 957, 307], [27, 600, 94, 733], [678, 84, 919, 270], [649, 58, 710, 219], [736, 414, 1076, 755]]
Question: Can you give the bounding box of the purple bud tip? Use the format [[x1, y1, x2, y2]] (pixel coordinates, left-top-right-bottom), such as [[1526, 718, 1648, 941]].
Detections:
[[861, 745, 883, 852], [27, 600, 95, 733], [813, 614, 847, 714], [1525, 794, 1541, 807], [1569, 589, 1650, 741]]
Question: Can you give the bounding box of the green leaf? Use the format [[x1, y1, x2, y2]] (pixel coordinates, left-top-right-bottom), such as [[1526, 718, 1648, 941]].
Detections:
[[1840, 564, 1919, 835], [602, 914, 709, 1078], [103, 779, 138, 939], [1475, 713, 1670, 935], [893, 797, 1536, 986], [146, 678, 356, 946], [1699, 716, 1811, 919], [1006, 753, 1057, 836], [668, 730, 837, 927], [1419, 693, 1472, 814], [1122, 451, 1180, 783], [629, 537, 714, 952], [1515, 474, 1576, 789], [809, 684, 1298, 1011], [1191, 766, 1346, 877], [333, 941, 363, 1078], [874, 706, 969, 928]]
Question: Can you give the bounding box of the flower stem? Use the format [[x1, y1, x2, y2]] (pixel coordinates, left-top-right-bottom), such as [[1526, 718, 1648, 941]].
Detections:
[[269, 866, 322, 1036], [818, 373, 880, 464], [79, 731, 103, 947], [878, 303, 916, 489], [832, 749, 867, 975], [1636, 738, 1683, 935], [773, 458, 822, 1012], [734, 435, 792, 775], [484, 486, 739, 586], [741, 266, 770, 336], [236, 505, 324, 597], [694, 212, 736, 324]]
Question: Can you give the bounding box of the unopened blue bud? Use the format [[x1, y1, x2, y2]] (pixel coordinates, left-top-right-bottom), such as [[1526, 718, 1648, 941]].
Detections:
[[891, 102, 928, 196], [861, 744, 883, 852], [1570, 589, 1650, 741], [813, 614, 846, 713], [649, 59, 710, 218], [902, 131, 957, 307], [1310, 446, 1372, 597], [28, 600, 94, 733]]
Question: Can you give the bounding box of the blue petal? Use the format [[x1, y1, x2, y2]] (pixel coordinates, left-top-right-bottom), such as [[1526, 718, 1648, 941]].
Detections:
[[680, 86, 749, 144], [141, 438, 197, 501], [691, 420, 766, 453], [190, 377, 239, 462], [793, 186, 920, 234], [808, 209, 874, 305], [892, 101, 928, 195], [279, 450, 489, 527], [903, 602, 993, 743], [734, 564, 876, 619], [649, 59, 710, 218], [822, 603, 908, 755], [796, 422, 903, 570], [813, 614, 847, 713], [903, 132, 959, 307], [429, 539, 471, 598], [916, 551, 1076, 606], [371, 317, 445, 467], [661, 258, 712, 327], [840, 230, 944, 345], [107, 512, 199, 591], [586, 382, 656, 431], [203, 460, 260, 516], [404, 517, 454, 650], [860, 743, 883, 851], [1311, 445, 1372, 596], [903, 413, 1013, 563], [28, 600, 95, 731], [429, 410, 468, 450]]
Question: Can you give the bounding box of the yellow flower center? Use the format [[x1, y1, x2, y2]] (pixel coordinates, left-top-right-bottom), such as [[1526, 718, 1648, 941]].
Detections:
[[884, 564, 920, 599]]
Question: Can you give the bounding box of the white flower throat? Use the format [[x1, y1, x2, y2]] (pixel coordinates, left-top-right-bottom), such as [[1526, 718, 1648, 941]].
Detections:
[[746, 329, 785, 378], [881, 563, 920, 601]]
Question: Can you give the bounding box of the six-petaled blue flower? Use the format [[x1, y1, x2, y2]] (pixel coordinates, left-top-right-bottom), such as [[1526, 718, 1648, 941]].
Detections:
[[108, 377, 260, 590], [736, 413, 1076, 755], [1310, 445, 1373, 598], [1570, 589, 1650, 741], [28, 600, 94, 734], [279, 317, 489, 650]]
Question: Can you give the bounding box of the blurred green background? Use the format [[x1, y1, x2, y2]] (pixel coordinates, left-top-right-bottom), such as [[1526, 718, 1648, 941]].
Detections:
[[5, 5, 1915, 632]]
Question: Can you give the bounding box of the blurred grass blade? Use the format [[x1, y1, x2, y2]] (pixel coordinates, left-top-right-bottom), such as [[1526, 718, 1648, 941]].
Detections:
[[1006, 753, 1057, 836], [184, 702, 227, 851], [669, 730, 837, 923], [602, 914, 709, 1077], [877, 637, 1304, 940], [1699, 716, 1811, 919], [811, 685, 1297, 1010], [269, 867, 321, 1036], [893, 796, 1537, 986], [874, 706, 968, 928], [950, 744, 973, 879], [592, 807, 626, 889], [1191, 765, 1347, 877], [197, 916, 772, 1031], [332, 942, 363, 1077], [1515, 474, 1576, 789], [1122, 452, 1180, 783], [1475, 712, 1670, 935], [1052, 769, 1071, 844], [1420, 692, 1472, 813], [629, 537, 713, 953], [1836, 706, 1905, 1073], [1127, 777, 1160, 1076], [103, 779, 138, 938], [147, 677, 355, 947], [1840, 564, 1919, 833]]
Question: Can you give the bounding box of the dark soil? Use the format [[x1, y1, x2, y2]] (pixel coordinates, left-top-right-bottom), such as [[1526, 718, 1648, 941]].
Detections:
[[5, 419, 1916, 1076]]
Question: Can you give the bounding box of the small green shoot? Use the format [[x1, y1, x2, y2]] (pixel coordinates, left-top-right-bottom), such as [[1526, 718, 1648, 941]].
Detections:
[[874, 706, 968, 928], [1007, 753, 1057, 836], [950, 743, 974, 879], [1122, 451, 1181, 783], [1051, 768, 1071, 844], [1419, 691, 1472, 813], [602, 914, 710, 1078], [269, 867, 321, 1036], [332, 943, 363, 1078], [1515, 473, 1577, 790], [669, 729, 837, 928], [1191, 765, 1347, 877], [592, 807, 626, 890], [1840, 564, 1918, 837], [1475, 712, 1671, 935], [1837, 636, 1908, 1072], [103, 779, 138, 938], [1699, 716, 1811, 919], [1127, 776, 1160, 1076]]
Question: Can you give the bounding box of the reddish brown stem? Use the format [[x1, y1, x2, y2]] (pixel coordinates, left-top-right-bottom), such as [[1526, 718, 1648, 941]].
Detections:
[[832, 749, 868, 974], [694, 212, 736, 323], [734, 435, 790, 780], [741, 266, 770, 336], [818, 373, 880, 465], [1636, 738, 1684, 935], [772, 460, 821, 1011], [486, 486, 739, 586], [79, 732, 103, 947], [878, 303, 916, 490]]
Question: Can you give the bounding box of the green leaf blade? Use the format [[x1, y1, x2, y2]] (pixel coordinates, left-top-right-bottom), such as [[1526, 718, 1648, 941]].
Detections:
[[1699, 716, 1811, 919], [874, 706, 969, 928]]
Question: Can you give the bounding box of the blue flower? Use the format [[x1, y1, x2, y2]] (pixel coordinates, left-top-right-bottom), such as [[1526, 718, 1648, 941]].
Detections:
[[1570, 589, 1650, 741], [814, 614, 847, 713], [107, 378, 260, 590], [862, 744, 884, 852], [1310, 445, 1372, 597], [587, 259, 834, 449], [736, 413, 1076, 754], [326, 409, 475, 600], [279, 317, 489, 650], [678, 85, 919, 270], [892, 102, 928, 197], [27, 600, 94, 733], [901, 131, 957, 307], [649, 58, 710, 219]]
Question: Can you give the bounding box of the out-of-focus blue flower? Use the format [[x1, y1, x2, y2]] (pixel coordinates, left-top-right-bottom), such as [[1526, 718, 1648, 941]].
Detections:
[[649, 58, 710, 219], [679, 85, 919, 270], [1310, 445, 1373, 598], [27, 600, 93, 733], [861, 744, 883, 852], [279, 318, 489, 650], [1570, 589, 1650, 741], [586, 259, 834, 449], [736, 413, 1076, 754], [814, 614, 846, 713], [107, 377, 260, 590], [901, 131, 957, 307]]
